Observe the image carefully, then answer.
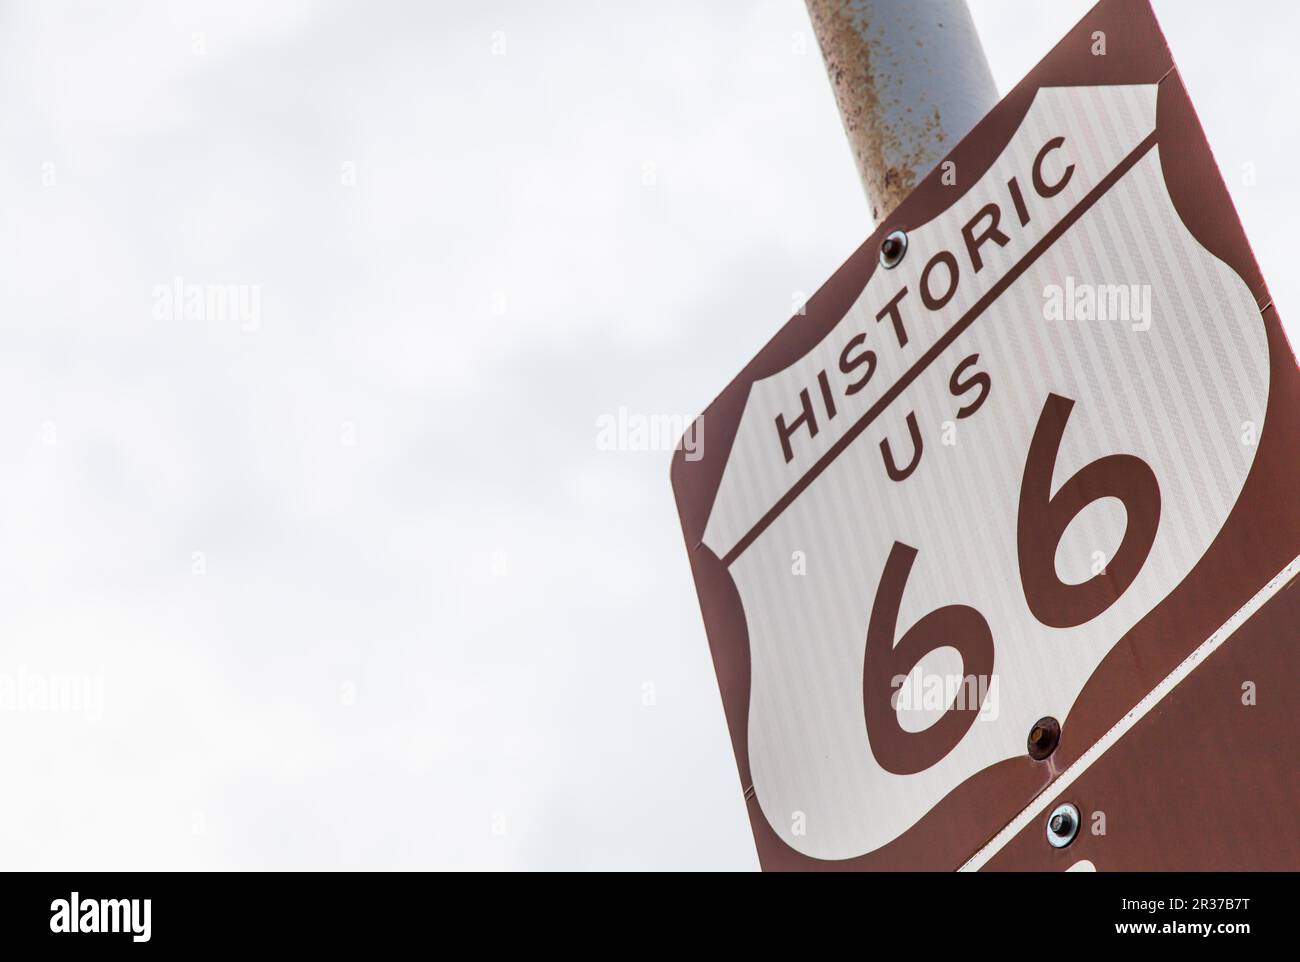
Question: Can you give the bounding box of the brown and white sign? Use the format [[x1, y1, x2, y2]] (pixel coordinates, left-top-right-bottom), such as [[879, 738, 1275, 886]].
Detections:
[[672, 0, 1300, 870]]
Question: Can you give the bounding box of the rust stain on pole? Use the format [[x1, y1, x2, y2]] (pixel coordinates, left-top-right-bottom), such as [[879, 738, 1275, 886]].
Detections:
[[806, 0, 998, 223]]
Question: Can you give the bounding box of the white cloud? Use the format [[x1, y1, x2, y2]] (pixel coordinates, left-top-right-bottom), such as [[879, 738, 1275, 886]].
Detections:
[[0, 0, 1291, 870]]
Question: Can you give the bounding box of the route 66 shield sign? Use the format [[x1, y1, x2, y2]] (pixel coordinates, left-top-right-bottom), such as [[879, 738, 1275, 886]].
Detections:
[[671, 0, 1300, 870]]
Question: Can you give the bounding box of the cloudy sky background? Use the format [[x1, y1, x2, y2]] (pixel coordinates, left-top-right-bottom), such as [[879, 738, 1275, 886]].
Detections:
[[0, 0, 1294, 870]]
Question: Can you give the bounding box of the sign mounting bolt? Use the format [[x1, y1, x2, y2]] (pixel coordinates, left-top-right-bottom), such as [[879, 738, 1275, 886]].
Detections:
[[879, 229, 908, 269], [1027, 716, 1061, 760], [1047, 802, 1080, 848]]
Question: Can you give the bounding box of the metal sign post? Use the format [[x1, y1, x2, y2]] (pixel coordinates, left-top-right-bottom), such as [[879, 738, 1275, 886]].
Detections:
[[806, 0, 999, 222]]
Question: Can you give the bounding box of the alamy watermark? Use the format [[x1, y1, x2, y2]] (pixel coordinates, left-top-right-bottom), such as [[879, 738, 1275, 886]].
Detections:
[[0, 670, 104, 720], [891, 667, 1000, 721], [596, 407, 703, 461], [1043, 276, 1151, 331], [152, 276, 261, 331], [50, 893, 150, 942]]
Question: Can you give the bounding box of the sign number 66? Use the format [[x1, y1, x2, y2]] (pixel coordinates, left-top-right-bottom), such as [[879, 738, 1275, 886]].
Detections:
[[863, 392, 1163, 774]]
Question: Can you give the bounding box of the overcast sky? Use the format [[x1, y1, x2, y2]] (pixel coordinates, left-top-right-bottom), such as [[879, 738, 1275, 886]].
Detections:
[[0, 0, 1294, 870]]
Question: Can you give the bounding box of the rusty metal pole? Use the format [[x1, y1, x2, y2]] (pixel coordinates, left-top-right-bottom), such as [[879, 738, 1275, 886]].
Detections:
[[806, 0, 998, 223]]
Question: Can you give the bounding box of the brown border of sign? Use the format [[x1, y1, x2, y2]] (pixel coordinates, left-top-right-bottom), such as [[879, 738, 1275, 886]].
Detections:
[[670, 0, 1299, 871]]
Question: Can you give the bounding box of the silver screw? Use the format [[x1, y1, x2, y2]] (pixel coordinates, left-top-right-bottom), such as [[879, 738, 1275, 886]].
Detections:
[[1046, 802, 1080, 848], [879, 229, 908, 269]]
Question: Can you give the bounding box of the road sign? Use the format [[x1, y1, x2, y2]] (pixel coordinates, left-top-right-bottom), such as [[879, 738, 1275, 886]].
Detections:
[[672, 0, 1300, 870]]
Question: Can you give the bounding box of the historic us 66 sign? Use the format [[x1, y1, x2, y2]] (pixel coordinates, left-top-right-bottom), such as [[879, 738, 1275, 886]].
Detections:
[[672, 0, 1300, 871]]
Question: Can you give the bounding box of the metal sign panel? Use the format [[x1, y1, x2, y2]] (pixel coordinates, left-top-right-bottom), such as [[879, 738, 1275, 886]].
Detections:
[[672, 0, 1300, 870]]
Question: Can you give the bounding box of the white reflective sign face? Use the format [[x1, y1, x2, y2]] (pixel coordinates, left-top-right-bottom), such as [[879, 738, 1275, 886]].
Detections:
[[701, 85, 1268, 859]]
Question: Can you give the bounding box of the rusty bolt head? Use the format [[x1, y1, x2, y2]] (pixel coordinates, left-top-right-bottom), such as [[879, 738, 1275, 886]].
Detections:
[[1027, 716, 1061, 760]]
